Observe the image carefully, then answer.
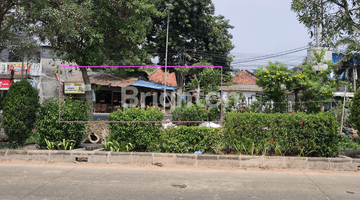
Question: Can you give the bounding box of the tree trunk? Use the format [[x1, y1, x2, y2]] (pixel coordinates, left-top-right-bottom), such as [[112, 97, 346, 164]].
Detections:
[[80, 67, 93, 119]]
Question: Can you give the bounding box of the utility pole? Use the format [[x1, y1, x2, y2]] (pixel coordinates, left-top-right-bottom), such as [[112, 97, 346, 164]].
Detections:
[[164, 4, 172, 113], [340, 85, 347, 134], [354, 67, 357, 91], [316, 0, 322, 47]]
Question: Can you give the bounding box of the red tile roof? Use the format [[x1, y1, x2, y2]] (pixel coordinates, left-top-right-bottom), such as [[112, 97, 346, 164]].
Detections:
[[232, 70, 258, 85], [148, 68, 177, 87], [64, 71, 138, 87]]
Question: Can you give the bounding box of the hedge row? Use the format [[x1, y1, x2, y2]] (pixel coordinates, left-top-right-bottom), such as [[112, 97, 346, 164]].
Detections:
[[107, 107, 163, 152], [223, 112, 339, 157], [149, 126, 223, 154]]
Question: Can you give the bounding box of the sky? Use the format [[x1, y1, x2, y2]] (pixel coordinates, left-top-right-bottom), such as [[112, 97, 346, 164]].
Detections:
[[211, 0, 313, 71]]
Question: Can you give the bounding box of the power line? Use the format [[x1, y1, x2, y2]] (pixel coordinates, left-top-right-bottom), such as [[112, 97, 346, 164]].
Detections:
[[232, 46, 309, 64]]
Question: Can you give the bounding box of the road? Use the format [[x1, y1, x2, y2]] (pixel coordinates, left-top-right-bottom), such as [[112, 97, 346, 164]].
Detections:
[[0, 162, 359, 200]]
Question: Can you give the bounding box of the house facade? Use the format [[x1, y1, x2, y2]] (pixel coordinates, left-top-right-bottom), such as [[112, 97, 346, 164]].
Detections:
[[222, 70, 263, 106], [0, 46, 80, 104]]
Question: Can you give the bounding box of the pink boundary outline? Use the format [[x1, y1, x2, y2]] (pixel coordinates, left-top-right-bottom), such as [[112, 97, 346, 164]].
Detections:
[[58, 66, 223, 123]]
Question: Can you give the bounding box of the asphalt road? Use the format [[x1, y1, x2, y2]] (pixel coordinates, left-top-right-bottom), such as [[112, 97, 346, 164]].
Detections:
[[0, 163, 359, 200]]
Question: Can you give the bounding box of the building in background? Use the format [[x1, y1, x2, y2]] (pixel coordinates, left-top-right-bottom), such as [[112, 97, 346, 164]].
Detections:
[[222, 70, 263, 106], [0, 46, 78, 104]]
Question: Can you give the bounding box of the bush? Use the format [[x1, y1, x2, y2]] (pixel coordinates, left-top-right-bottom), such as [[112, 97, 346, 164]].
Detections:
[[2, 79, 40, 147], [149, 126, 223, 154], [350, 89, 360, 131], [208, 106, 221, 121], [36, 97, 90, 148], [171, 103, 207, 125], [224, 112, 339, 157], [107, 107, 163, 151], [338, 135, 360, 150]]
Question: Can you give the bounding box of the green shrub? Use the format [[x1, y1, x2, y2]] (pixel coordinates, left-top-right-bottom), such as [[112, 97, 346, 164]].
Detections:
[[171, 103, 207, 125], [338, 135, 360, 150], [36, 97, 90, 148], [107, 107, 163, 151], [149, 126, 223, 154], [224, 112, 339, 157], [350, 88, 360, 131], [208, 106, 221, 121], [2, 79, 40, 147]]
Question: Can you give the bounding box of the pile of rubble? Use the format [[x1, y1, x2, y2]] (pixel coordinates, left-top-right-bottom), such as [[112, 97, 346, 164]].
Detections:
[[342, 127, 359, 138]]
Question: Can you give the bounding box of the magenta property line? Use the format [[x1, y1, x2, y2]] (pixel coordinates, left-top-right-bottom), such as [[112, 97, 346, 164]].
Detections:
[[58, 66, 223, 123]]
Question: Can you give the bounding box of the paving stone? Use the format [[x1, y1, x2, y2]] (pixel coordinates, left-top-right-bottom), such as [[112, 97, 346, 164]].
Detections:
[[28, 150, 50, 162], [240, 156, 263, 168], [175, 154, 196, 166], [109, 152, 132, 164], [6, 150, 28, 160], [132, 152, 153, 164], [307, 158, 330, 170], [50, 151, 72, 162], [284, 157, 308, 169], [197, 155, 219, 167], [153, 153, 175, 165], [219, 155, 240, 167]]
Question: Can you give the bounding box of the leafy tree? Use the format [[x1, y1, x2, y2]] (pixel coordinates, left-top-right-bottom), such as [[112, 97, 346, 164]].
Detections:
[[145, 0, 234, 86], [291, 0, 360, 48], [2, 79, 40, 148], [22, 0, 158, 113], [256, 49, 338, 113], [255, 62, 292, 113], [0, 1, 21, 47]]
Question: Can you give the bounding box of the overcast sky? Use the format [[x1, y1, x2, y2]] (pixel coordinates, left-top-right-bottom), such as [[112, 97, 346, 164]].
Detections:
[[211, 0, 313, 70]]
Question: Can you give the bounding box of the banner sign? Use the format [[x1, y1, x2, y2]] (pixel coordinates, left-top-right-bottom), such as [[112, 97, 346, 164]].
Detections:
[[8, 63, 30, 75], [0, 80, 13, 90], [30, 63, 42, 76], [64, 83, 85, 94]]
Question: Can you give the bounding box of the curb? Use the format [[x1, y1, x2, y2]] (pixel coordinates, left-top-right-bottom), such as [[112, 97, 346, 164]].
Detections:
[[0, 149, 359, 171]]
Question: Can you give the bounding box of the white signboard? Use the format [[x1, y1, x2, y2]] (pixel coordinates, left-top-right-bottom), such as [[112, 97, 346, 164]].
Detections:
[[30, 63, 42, 76], [64, 83, 85, 94], [0, 63, 8, 75]]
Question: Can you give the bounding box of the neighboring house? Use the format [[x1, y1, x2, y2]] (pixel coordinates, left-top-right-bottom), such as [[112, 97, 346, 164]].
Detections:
[[0, 46, 79, 104], [64, 70, 176, 113], [148, 68, 178, 87], [222, 70, 263, 105]]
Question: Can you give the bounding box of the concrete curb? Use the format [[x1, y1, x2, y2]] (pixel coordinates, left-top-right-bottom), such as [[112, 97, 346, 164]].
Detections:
[[0, 149, 359, 171]]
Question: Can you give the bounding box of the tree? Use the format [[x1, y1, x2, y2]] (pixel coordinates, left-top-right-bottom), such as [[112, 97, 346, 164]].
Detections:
[[145, 0, 234, 86], [0, 0, 23, 54], [291, 0, 360, 48], [255, 62, 292, 113], [255, 49, 338, 113], [22, 0, 158, 115], [2, 79, 40, 147]]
